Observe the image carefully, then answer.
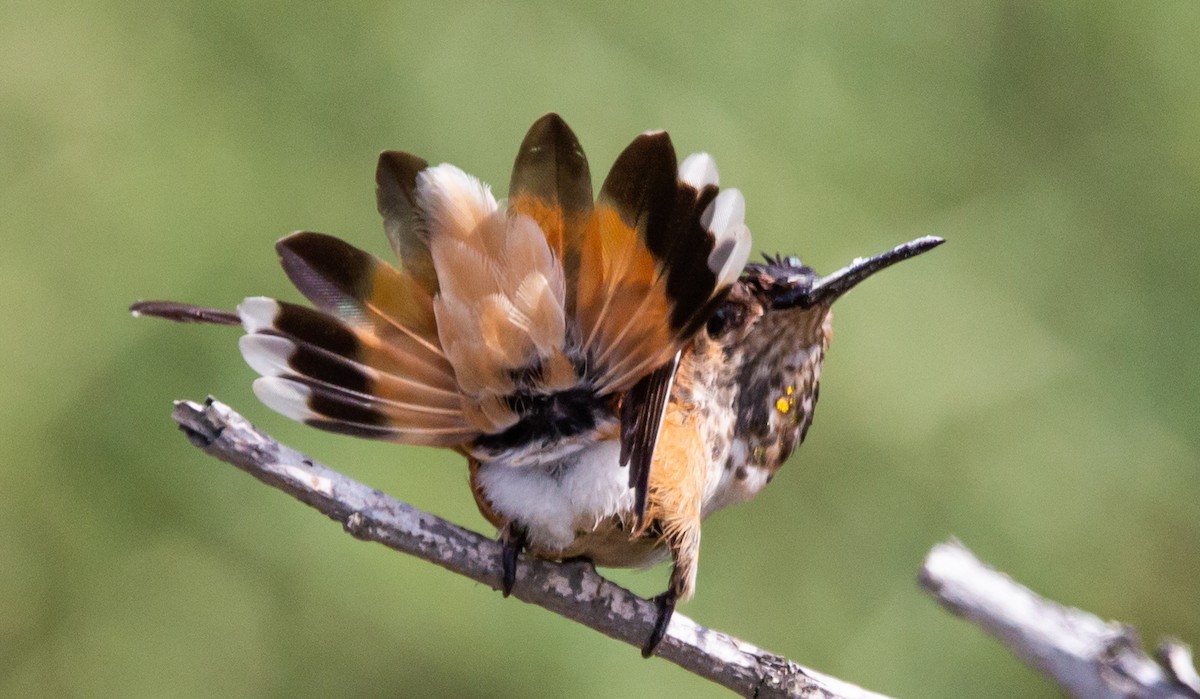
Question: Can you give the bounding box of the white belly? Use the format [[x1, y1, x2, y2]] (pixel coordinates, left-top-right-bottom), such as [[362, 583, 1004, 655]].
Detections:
[[475, 440, 635, 553]]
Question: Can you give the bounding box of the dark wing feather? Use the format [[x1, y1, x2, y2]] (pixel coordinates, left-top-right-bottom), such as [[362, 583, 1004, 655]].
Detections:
[[376, 150, 437, 294], [620, 351, 681, 529], [508, 113, 593, 315], [575, 131, 680, 393]]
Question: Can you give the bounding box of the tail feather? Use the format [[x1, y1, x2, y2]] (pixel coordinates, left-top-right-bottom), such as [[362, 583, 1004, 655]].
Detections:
[[376, 150, 439, 295], [276, 232, 445, 362], [238, 334, 461, 416], [238, 299, 475, 444], [508, 113, 593, 315], [238, 296, 453, 393], [252, 376, 475, 445], [595, 182, 751, 388], [576, 131, 678, 393]]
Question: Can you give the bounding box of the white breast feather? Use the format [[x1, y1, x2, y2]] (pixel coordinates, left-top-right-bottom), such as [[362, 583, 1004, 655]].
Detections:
[[476, 441, 633, 552]]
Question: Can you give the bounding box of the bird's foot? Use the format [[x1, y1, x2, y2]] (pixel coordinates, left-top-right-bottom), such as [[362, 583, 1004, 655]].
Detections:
[[641, 589, 677, 658], [499, 523, 528, 598]]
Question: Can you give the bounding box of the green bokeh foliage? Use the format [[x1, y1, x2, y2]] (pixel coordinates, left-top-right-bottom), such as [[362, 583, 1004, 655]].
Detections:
[[2, 2, 1198, 697]]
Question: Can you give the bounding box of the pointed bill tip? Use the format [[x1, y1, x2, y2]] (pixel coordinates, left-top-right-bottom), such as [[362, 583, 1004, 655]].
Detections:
[[806, 234, 945, 307], [907, 235, 946, 252]]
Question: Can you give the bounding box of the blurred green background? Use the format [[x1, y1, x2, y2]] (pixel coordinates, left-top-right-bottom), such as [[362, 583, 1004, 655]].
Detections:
[[4, 1, 1198, 697]]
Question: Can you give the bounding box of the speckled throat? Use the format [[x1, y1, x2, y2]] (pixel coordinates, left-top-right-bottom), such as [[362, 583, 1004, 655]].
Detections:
[[691, 301, 834, 517], [732, 304, 832, 474]]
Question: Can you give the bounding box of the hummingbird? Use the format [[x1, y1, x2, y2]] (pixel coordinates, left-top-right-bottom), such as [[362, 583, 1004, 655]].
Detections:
[[132, 114, 942, 656]]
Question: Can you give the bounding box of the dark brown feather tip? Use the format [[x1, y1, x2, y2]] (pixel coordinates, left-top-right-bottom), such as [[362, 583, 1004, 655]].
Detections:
[[598, 131, 678, 232], [275, 232, 376, 317], [376, 150, 428, 221], [509, 113, 593, 219], [509, 113, 594, 313], [598, 132, 729, 334]]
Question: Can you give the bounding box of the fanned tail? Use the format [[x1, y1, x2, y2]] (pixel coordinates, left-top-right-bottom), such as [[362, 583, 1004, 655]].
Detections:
[[132, 114, 752, 485]]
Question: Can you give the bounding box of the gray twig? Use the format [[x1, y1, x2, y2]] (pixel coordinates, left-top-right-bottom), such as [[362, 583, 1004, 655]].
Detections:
[[171, 397, 894, 699], [920, 539, 1200, 699]]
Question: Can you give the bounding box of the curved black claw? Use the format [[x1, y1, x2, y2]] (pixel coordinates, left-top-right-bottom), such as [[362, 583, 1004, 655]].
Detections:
[[500, 524, 528, 598], [641, 590, 678, 658]]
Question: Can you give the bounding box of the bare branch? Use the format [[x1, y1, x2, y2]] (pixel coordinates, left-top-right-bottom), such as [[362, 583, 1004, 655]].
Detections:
[[920, 539, 1200, 699], [171, 397, 894, 699]]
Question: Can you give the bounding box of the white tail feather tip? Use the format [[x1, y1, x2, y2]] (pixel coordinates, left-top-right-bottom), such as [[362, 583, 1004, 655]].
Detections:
[[237, 297, 282, 333], [253, 376, 315, 422], [713, 224, 753, 287], [416, 163, 498, 241], [239, 334, 296, 378], [703, 188, 746, 237], [679, 152, 719, 189]]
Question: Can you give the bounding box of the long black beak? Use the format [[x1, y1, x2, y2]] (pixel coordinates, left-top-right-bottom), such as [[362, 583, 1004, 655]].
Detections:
[[782, 235, 944, 309]]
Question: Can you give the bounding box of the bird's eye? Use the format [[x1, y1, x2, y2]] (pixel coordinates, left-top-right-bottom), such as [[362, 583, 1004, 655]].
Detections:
[[706, 310, 727, 337], [707, 305, 745, 338]]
